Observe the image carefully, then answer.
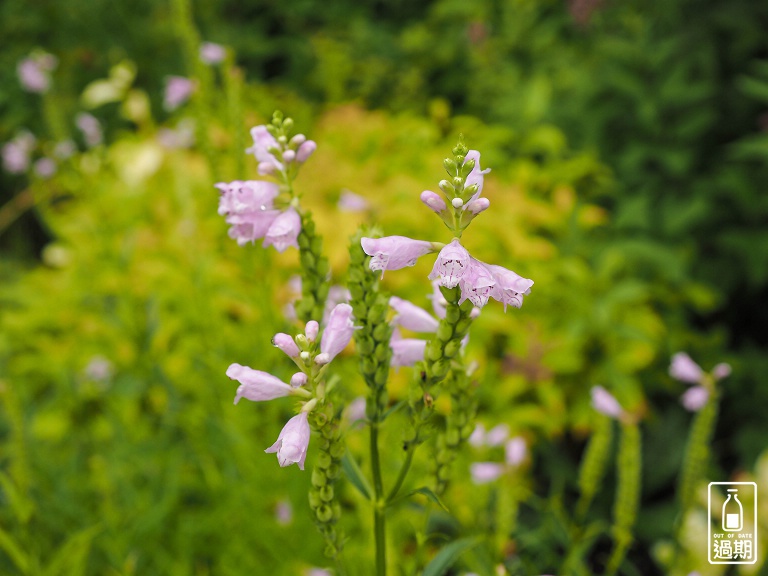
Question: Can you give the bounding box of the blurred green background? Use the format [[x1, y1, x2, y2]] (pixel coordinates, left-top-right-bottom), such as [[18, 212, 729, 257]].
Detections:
[[1, 0, 767, 574]]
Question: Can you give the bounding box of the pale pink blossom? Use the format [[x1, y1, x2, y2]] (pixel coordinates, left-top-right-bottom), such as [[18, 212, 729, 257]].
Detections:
[[33, 157, 56, 179], [485, 423, 510, 447], [429, 239, 470, 288], [199, 42, 226, 64], [712, 363, 731, 380], [323, 286, 351, 324], [2, 139, 32, 174], [485, 262, 534, 311], [470, 462, 505, 485], [290, 373, 308, 387], [265, 412, 311, 470], [468, 423, 486, 448], [669, 352, 704, 384], [420, 190, 447, 213], [296, 140, 317, 163], [466, 197, 490, 215], [463, 150, 491, 203], [17, 53, 57, 93], [305, 320, 319, 343], [346, 396, 367, 423], [246, 125, 283, 174], [76, 113, 103, 147], [164, 76, 195, 111], [428, 279, 448, 319], [390, 330, 427, 367], [227, 363, 293, 404], [458, 257, 496, 307], [215, 180, 281, 246], [361, 235, 434, 278], [84, 355, 113, 381], [338, 190, 370, 212], [681, 386, 709, 412], [590, 386, 624, 419], [320, 303, 355, 362], [389, 296, 439, 332], [53, 140, 76, 159], [263, 208, 302, 252], [275, 498, 293, 525], [273, 333, 300, 358], [505, 437, 527, 466]]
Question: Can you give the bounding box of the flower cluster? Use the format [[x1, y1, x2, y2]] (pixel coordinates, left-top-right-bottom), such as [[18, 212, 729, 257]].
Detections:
[[216, 115, 317, 250], [670, 352, 730, 412], [226, 303, 355, 469], [468, 424, 527, 484], [361, 142, 532, 311]]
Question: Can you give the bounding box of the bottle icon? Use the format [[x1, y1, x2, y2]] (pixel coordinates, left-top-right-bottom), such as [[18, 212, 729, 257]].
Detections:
[[722, 488, 743, 532]]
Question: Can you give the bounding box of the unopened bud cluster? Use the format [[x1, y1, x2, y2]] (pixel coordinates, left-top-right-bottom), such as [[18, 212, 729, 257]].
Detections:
[[295, 212, 330, 323]]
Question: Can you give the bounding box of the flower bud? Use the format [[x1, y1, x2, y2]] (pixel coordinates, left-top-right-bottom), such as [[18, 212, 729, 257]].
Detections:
[[420, 190, 447, 213], [289, 133, 306, 147], [438, 180, 454, 195], [305, 320, 319, 342], [290, 372, 308, 387], [314, 352, 330, 365], [273, 333, 300, 358], [443, 157, 457, 175], [466, 197, 490, 215], [282, 149, 296, 163]]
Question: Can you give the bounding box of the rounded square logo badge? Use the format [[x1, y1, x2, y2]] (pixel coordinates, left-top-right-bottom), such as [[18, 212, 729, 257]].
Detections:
[[708, 482, 758, 564]]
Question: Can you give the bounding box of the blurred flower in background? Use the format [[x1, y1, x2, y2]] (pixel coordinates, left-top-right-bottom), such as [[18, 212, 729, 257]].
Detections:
[[199, 41, 226, 65], [17, 52, 57, 93], [163, 76, 195, 111]]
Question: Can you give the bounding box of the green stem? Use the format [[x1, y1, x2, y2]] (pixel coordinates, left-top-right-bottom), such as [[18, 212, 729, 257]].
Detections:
[[386, 444, 415, 503], [370, 422, 386, 576]]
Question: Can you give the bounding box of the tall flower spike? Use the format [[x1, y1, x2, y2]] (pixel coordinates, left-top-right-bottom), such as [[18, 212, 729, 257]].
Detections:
[[320, 303, 355, 362], [389, 296, 440, 332], [429, 239, 470, 288], [265, 412, 311, 470], [263, 208, 302, 253], [227, 364, 293, 404], [669, 352, 703, 384], [361, 236, 435, 278]]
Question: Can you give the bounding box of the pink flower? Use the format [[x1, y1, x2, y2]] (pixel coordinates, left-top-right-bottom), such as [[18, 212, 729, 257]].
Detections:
[[420, 190, 447, 213], [2, 141, 30, 174], [296, 140, 317, 163], [215, 180, 281, 246], [273, 333, 300, 358], [265, 412, 311, 470], [361, 235, 435, 278], [275, 498, 293, 525], [199, 42, 226, 64], [590, 386, 624, 419], [17, 53, 57, 93], [164, 76, 195, 111], [505, 437, 527, 466], [669, 352, 704, 384], [305, 320, 319, 343], [465, 197, 490, 215], [76, 113, 103, 147], [463, 150, 491, 203], [389, 296, 439, 332], [346, 396, 367, 423], [263, 208, 302, 252], [485, 262, 534, 311], [468, 423, 486, 447], [470, 462, 505, 485], [33, 157, 56, 179], [227, 364, 293, 404], [290, 373, 308, 387], [712, 363, 731, 380], [246, 125, 283, 175], [390, 330, 427, 367], [485, 423, 510, 447], [429, 239, 471, 288], [338, 190, 370, 212], [458, 257, 496, 307], [320, 303, 355, 362], [681, 386, 709, 412], [322, 286, 351, 324]]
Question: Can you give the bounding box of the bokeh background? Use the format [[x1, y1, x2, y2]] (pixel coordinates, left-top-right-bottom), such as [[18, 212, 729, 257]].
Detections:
[[1, 0, 767, 574]]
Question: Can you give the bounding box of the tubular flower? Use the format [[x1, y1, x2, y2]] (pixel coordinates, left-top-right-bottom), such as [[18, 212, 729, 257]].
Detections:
[[227, 363, 293, 404], [296, 140, 317, 163], [590, 386, 625, 419], [263, 207, 302, 252], [215, 180, 281, 246], [669, 352, 704, 384], [485, 262, 534, 311], [320, 303, 356, 362], [246, 125, 283, 174], [463, 150, 491, 203], [458, 258, 496, 307], [361, 235, 434, 278], [429, 239, 470, 288], [390, 331, 428, 367], [265, 412, 311, 470], [273, 333, 300, 358], [420, 190, 447, 214], [389, 296, 440, 333]]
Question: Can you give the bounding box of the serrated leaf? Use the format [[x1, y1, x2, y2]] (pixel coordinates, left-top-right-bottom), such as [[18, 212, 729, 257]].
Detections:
[[341, 452, 372, 500], [422, 536, 480, 576]]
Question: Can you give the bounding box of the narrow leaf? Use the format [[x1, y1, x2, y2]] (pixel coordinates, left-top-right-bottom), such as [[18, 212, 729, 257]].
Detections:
[[42, 524, 101, 576], [408, 487, 449, 512], [341, 452, 372, 500], [422, 537, 480, 576], [0, 526, 29, 573]]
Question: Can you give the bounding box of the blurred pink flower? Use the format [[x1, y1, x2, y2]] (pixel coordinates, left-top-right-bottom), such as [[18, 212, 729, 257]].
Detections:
[[681, 386, 709, 412], [485, 423, 510, 447], [76, 113, 103, 147], [390, 329, 427, 367], [712, 363, 731, 380], [33, 157, 57, 179], [468, 423, 486, 447], [669, 352, 704, 384], [199, 42, 226, 65], [246, 125, 283, 175], [263, 207, 302, 253], [17, 53, 57, 93], [275, 498, 293, 525], [227, 363, 293, 404], [164, 76, 195, 111], [361, 235, 435, 278], [389, 296, 440, 333], [505, 437, 527, 466], [591, 386, 624, 419], [338, 189, 370, 212], [470, 462, 505, 485], [265, 412, 311, 470], [296, 140, 316, 163]]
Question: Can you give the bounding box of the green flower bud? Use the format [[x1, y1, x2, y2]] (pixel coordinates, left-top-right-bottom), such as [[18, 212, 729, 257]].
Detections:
[[324, 544, 337, 558], [372, 322, 390, 342], [444, 339, 462, 359], [374, 365, 389, 387], [348, 266, 365, 283], [460, 158, 475, 177], [452, 176, 463, 189], [316, 451, 332, 469], [357, 336, 375, 355], [374, 342, 389, 362], [362, 357, 376, 374], [427, 341, 443, 361], [436, 322, 454, 342], [312, 468, 327, 488], [320, 485, 334, 502], [309, 488, 322, 509], [317, 504, 334, 523], [300, 251, 316, 270], [326, 463, 340, 479], [438, 180, 454, 195], [298, 233, 311, 249], [432, 360, 449, 379], [330, 441, 345, 459], [316, 259, 330, 279]]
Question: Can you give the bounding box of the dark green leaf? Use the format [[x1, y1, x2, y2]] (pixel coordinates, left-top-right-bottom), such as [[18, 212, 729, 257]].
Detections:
[[341, 452, 372, 500], [422, 537, 480, 576]]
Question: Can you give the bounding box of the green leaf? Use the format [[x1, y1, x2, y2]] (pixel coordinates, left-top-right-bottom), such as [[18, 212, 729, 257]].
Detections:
[[42, 524, 101, 576], [341, 452, 372, 500], [422, 537, 480, 576], [407, 487, 449, 512], [0, 526, 29, 573]]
